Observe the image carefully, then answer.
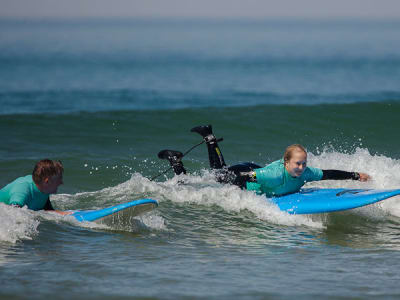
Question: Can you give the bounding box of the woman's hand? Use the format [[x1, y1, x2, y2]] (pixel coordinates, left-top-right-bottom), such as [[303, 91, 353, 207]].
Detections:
[[358, 173, 371, 182]]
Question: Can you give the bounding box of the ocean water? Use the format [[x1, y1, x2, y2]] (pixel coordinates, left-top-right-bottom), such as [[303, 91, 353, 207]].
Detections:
[[1, 18, 400, 299]]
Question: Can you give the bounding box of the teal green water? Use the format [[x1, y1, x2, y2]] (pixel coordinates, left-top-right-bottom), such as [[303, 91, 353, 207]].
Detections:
[[1, 19, 400, 300], [2, 102, 399, 192]]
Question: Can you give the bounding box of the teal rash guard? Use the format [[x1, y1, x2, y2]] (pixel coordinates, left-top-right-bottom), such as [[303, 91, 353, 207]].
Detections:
[[0, 175, 51, 211], [246, 159, 323, 197]]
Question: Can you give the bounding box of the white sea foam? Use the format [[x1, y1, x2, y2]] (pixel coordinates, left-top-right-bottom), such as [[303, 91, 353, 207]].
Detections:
[[308, 147, 400, 189], [94, 171, 320, 228], [308, 147, 400, 218], [52, 171, 320, 229], [52, 179, 167, 232], [0, 203, 39, 243], [116, 147, 400, 227], [3, 147, 399, 242]]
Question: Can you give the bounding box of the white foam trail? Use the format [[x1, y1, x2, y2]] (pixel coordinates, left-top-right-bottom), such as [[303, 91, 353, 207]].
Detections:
[[309, 147, 400, 189], [139, 214, 166, 230], [4, 147, 398, 243], [52, 180, 167, 231], [51, 171, 322, 228], [121, 147, 400, 226], [308, 147, 400, 217], [102, 171, 321, 228], [0, 203, 39, 243]]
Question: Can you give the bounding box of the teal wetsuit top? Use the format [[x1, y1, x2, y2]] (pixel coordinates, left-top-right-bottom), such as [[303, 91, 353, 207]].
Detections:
[[246, 159, 323, 197], [0, 175, 51, 211]]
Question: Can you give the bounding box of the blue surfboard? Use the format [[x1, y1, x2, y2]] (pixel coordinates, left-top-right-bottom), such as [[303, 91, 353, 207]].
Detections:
[[71, 198, 158, 223], [269, 188, 400, 214]]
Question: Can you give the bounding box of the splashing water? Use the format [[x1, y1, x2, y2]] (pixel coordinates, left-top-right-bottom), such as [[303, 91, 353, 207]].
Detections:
[[0, 204, 39, 243], [3, 147, 400, 243]]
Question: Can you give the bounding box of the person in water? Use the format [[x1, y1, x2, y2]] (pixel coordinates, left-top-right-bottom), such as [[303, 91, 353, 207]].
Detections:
[[158, 125, 370, 197], [0, 159, 70, 214]]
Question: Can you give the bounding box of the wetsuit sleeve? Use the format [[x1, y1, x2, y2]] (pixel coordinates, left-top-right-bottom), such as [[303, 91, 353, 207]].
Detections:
[[321, 170, 360, 180], [8, 185, 30, 207], [43, 198, 54, 211], [304, 167, 323, 182]]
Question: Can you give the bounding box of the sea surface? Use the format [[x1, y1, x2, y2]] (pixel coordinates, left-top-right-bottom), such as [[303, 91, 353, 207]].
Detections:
[[1, 18, 400, 300]]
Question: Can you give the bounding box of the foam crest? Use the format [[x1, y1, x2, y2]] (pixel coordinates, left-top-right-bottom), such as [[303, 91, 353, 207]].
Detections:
[[122, 171, 322, 228], [51, 176, 167, 231], [309, 147, 400, 217], [309, 147, 400, 189], [147, 148, 400, 224], [0, 204, 40, 243], [53, 147, 400, 230]]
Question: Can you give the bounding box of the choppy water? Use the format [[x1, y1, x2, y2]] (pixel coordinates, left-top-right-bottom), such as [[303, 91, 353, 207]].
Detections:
[[1, 18, 400, 299]]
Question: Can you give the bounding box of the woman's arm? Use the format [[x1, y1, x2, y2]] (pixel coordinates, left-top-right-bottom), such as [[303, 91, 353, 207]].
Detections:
[[322, 170, 370, 181]]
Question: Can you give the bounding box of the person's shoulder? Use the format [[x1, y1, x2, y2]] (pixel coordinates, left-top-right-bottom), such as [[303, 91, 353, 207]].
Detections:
[[305, 165, 322, 173], [266, 159, 284, 172], [10, 175, 33, 191], [264, 159, 284, 168], [20, 175, 33, 181], [303, 166, 323, 180], [10, 175, 32, 182], [256, 159, 285, 183], [258, 160, 278, 171]]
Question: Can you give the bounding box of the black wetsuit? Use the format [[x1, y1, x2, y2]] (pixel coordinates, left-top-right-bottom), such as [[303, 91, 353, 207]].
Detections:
[[159, 125, 361, 190]]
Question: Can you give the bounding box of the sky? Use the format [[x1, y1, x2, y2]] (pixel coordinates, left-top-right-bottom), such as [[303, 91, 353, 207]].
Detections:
[[0, 0, 399, 19]]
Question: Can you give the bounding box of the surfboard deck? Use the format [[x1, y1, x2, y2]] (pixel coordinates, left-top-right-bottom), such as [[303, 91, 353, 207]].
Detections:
[[269, 188, 400, 214], [71, 198, 158, 223]]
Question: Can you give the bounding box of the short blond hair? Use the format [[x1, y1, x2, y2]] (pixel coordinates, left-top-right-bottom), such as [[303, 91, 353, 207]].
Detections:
[[283, 144, 307, 163]]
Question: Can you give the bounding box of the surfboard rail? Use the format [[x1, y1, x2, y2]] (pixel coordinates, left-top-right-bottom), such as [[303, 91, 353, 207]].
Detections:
[[71, 198, 158, 222], [269, 188, 400, 214]]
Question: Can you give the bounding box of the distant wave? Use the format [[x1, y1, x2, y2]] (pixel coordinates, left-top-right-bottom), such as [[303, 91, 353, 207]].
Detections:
[[1, 89, 399, 115]]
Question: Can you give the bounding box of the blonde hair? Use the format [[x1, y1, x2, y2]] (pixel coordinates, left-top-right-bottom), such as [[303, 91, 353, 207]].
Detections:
[[283, 144, 307, 163]]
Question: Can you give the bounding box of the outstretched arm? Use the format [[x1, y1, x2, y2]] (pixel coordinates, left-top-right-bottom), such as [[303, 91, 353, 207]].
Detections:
[[322, 170, 371, 182]]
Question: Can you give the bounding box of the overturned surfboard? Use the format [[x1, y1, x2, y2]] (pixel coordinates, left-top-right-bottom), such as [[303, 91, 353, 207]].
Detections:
[[71, 199, 158, 223], [269, 188, 400, 214]]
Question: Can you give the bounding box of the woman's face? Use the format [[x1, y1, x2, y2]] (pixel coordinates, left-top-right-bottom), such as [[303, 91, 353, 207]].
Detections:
[[285, 150, 307, 177]]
